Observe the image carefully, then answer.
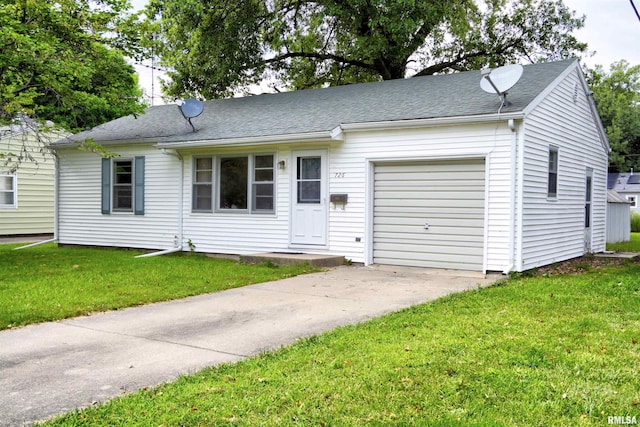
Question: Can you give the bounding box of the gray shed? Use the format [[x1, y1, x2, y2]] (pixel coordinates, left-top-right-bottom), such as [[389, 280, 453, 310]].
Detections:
[[607, 190, 631, 244]]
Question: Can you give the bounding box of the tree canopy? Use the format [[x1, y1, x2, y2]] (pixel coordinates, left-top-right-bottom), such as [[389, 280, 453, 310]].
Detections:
[[145, 0, 587, 98], [0, 0, 145, 132], [587, 61, 640, 173]]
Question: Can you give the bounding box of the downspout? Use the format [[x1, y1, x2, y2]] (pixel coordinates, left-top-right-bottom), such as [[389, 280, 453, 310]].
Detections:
[[135, 148, 184, 258], [53, 151, 59, 243], [503, 119, 518, 274]]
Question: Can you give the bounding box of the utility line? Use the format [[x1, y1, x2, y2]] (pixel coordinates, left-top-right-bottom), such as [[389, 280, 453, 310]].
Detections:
[[631, 0, 640, 23]]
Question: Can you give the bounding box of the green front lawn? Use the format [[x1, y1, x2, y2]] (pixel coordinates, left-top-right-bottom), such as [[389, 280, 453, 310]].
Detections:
[[0, 243, 317, 330], [43, 261, 640, 426]]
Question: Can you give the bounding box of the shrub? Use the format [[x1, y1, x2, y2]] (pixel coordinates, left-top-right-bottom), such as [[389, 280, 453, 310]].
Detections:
[[631, 211, 640, 232]]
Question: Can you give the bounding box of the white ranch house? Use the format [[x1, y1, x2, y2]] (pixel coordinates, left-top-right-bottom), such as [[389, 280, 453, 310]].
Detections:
[[53, 59, 609, 273]]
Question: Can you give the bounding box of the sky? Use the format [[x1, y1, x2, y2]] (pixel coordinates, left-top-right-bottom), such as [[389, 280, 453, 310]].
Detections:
[[128, 0, 640, 104]]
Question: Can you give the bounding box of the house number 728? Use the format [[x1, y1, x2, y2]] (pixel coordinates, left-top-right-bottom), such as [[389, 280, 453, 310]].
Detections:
[[334, 172, 346, 178]]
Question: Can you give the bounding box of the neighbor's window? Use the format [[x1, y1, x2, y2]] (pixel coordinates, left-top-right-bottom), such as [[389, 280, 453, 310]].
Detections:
[[113, 159, 133, 211], [548, 146, 559, 198], [0, 174, 16, 208], [193, 157, 213, 211], [627, 195, 638, 208]]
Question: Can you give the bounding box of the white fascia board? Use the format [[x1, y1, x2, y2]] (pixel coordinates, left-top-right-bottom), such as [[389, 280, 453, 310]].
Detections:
[[156, 130, 338, 150], [339, 112, 524, 132]]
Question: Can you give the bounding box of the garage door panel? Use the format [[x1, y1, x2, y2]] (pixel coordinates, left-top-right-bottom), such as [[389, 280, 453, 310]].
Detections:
[[373, 159, 485, 271], [374, 219, 485, 230], [374, 191, 484, 202], [378, 249, 477, 268], [375, 199, 484, 210], [375, 231, 484, 244]]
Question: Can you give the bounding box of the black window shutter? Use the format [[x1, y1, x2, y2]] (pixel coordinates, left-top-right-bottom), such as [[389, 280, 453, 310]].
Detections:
[[134, 156, 145, 215]]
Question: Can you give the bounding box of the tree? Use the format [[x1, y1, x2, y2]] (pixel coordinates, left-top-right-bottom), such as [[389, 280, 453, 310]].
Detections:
[[0, 0, 145, 132], [586, 61, 640, 172], [144, 0, 587, 98]]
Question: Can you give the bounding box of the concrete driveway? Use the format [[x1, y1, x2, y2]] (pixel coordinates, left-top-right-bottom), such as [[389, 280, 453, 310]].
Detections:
[[0, 265, 499, 426]]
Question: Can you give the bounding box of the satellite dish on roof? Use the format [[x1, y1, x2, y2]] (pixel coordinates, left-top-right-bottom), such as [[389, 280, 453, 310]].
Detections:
[[480, 64, 523, 111], [177, 98, 204, 132]]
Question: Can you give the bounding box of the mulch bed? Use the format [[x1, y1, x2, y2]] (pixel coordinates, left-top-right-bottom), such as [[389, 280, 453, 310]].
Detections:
[[533, 253, 640, 276]]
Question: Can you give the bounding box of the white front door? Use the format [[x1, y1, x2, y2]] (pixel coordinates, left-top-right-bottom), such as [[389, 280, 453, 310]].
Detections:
[[291, 150, 327, 246]]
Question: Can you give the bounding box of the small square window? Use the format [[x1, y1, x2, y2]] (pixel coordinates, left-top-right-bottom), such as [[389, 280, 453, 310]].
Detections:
[[627, 195, 638, 208]]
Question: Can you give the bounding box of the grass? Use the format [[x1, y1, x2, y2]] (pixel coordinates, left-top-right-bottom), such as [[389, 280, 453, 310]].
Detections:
[[607, 232, 640, 253], [42, 262, 640, 426], [631, 212, 640, 233], [0, 243, 317, 330]]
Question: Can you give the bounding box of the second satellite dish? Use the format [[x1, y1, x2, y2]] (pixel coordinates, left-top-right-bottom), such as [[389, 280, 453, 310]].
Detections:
[[480, 64, 523, 94]]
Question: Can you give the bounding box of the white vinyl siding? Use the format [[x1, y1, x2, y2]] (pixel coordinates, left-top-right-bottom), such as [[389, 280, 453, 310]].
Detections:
[[373, 159, 485, 270], [329, 123, 513, 270], [182, 146, 289, 255], [57, 145, 179, 249], [0, 130, 58, 235], [519, 68, 608, 270]]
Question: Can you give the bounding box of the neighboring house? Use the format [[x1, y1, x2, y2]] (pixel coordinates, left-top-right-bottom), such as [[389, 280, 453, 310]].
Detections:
[[606, 190, 631, 244], [607, 172, 640, 213], [53, 59, 609, 273], [0, 121, 62, 236]]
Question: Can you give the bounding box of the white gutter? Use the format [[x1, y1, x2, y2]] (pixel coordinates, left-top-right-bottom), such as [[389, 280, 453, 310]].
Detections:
[[503, 118, 518, 275], [156, 130, 342, 150], [339, 112, 524, 133]]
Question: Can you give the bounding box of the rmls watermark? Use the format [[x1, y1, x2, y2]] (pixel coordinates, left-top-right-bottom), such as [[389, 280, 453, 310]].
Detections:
[[608, 416, 637, 425]]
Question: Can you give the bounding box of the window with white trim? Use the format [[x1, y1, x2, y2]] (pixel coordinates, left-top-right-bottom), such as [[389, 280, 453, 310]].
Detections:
[[193, 157, 213, 211], [0, 174, 16, 208], [192, 154, 275, 213], [627, 195, 637, 208], [548, 146, 559, 198], [113, 159, 133, 211]]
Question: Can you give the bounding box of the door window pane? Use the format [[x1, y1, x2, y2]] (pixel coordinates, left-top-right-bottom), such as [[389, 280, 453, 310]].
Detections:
[[297, 156, 321, 204]]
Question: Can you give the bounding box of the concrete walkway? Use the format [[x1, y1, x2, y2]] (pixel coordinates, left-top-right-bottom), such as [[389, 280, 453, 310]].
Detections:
[[0, 265, 499, 426]]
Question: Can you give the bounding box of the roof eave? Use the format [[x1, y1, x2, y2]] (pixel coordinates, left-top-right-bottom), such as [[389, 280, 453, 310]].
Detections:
[[339, 112, 525, 132], [155, 129, 342, 150]]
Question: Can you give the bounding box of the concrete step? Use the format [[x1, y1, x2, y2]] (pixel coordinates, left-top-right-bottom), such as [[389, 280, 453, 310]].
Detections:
[[240, 252, 345, 267]]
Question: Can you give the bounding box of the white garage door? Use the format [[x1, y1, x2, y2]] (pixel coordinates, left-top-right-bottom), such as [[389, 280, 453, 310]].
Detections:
[[373, 159, 485, 270]]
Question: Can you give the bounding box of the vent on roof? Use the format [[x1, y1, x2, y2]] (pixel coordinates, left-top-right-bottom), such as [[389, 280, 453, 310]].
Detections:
[[627, 174, 640, 184]]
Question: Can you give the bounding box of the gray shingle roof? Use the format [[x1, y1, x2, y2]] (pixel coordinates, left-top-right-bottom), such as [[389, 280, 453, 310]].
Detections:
[[57, 59, 577, 145]]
